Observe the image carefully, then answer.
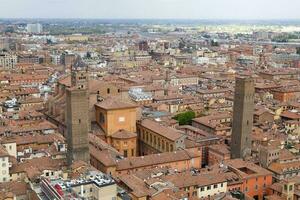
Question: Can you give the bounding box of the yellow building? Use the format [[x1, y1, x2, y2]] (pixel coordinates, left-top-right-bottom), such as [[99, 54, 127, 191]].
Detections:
[[111, 129, 137, 157], [137, 119, 186, 155], [65, 34, 89, 41], [95, 98, 137, 136], [95, 98, 138, 157]]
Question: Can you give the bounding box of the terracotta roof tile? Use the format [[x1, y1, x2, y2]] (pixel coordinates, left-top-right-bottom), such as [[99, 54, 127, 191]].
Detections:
[[95, 97, 137, 110], [138, 119, 184, 141], [111, 129, 137, 139]]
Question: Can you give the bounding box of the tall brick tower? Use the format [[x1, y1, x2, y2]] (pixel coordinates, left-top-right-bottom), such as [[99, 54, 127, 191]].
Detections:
[[66, 56, 90, 166], [231, 76, 255, 159]]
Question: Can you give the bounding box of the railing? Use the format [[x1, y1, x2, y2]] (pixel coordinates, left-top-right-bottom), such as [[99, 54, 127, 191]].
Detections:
[[40, 178, 63, 200]]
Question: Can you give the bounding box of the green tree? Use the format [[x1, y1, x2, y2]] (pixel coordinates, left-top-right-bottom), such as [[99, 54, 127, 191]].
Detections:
[[173, 111, 196, 125]]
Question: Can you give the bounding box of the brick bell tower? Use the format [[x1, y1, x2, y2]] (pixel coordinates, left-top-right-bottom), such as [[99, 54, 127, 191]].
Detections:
[[231, 76, 255, 159], [66, 56, 90, 166]]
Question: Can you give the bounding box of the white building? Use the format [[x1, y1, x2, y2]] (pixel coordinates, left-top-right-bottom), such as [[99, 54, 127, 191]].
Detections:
[[2, 142, 17, 158], [26, 23, 43, 33], [0, 146, 10, 182], [51, 54, 61, 65], [128, 87, 153, 103], [40, 170, 117, 200], [197, 180, 227, 198], [192, 56, 210, 65], [0, 53, 17, 69]]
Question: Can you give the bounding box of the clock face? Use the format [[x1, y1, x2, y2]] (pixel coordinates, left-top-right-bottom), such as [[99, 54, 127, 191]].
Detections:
[[118, 117, 125, 122]]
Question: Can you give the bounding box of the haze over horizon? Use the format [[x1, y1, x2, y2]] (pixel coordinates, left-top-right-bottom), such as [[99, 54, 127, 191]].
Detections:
[[1, 0, 300, 20]]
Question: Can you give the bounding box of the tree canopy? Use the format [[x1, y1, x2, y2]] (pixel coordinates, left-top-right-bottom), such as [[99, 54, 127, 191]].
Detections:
[[173, 111, 196, 125]]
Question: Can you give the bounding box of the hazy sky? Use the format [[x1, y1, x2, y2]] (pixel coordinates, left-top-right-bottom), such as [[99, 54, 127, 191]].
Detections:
[[1, 0, 300, 19]]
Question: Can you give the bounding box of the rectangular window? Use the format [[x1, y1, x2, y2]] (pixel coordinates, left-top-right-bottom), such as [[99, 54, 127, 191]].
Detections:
[[124, 150, 128, 158]]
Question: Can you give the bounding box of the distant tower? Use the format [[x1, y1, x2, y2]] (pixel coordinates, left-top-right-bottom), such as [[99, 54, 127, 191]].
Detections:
[[231, 76, 255, 159], [164, 68, 171, 96], [66, 56, 90, 166]]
